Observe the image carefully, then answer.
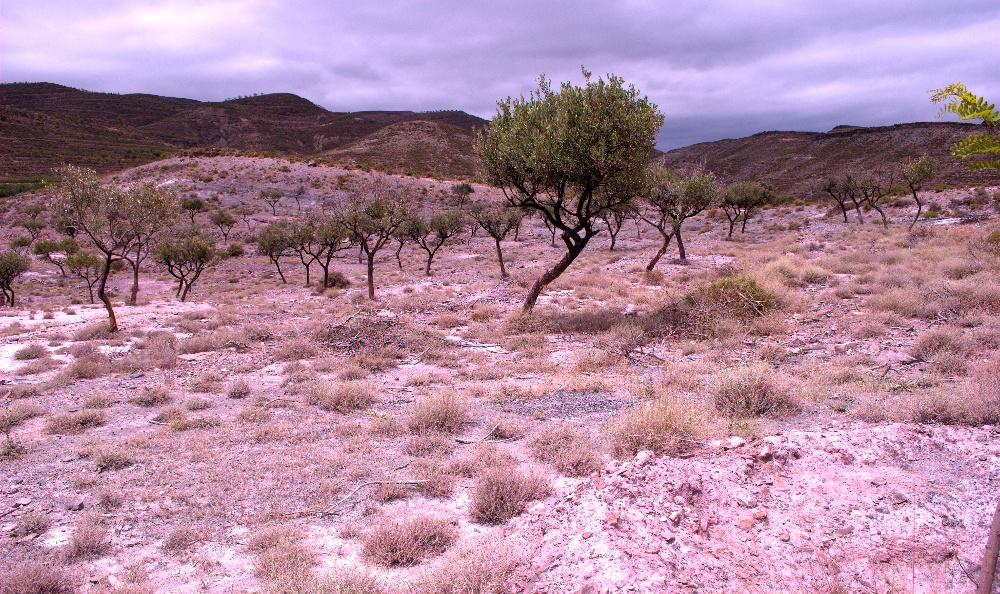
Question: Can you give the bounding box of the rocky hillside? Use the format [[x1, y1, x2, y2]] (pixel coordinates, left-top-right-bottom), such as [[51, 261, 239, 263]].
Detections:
[[0, 83, 487, 177], [661, 122, 998, 196]]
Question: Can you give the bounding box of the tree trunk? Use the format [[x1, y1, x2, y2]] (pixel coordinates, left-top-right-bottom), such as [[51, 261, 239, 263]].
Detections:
[[674, 222, 688, 263], [128, 261, 140, 306], [726, 214, 737, 237], [910, 190, 923, 231], [272, 258, 287, 283], [871, 203, 888, 230], [395, 241, 404, 270], [851, 198, 865, 223], [977, 498, 1000, 594], [96, 257, 118, 332], [839, 202, 849, 223], [494, 238, 508, 279], [646, 230, 673, 271], [522, 240, 588, 312], [741, 211, 750, 233], [366, 252, 376, 300]]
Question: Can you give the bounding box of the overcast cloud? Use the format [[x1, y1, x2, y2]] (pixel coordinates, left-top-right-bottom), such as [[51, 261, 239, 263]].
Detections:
[[2, 1, 998, 149]]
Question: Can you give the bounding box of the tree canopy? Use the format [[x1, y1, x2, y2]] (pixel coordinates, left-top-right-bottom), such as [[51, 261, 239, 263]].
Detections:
[[477, 70, 663, 311]]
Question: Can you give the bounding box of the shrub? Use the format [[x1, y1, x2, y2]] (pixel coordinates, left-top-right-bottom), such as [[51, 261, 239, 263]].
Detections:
[[45, 410, 106, 434], [227, 377, 252, 399], [0, 564, 74, 594], [12, 511, 51, 538], [64, 519, 109, 559], [130, 386, 172, 407], [470, 467, 550, 525], [408, 391, 468, 434], [712, 365, 801, 418], [911, 326, 974, 361], [73, 322, 112, 341], [528, 424, 602, 477], [91, 444, 135, 472], [606, 395, 719, 458], [304, 380, 376, 413], [13, 343, 47, 360], [415, 538, 522, 594], [362, 515, 456, 567], [412, 461, 457, 498], [163, 527, 201, 552], [0, 402, 44, 433]]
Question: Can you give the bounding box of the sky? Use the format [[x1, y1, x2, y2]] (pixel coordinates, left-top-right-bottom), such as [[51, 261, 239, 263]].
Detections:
[[2, 1, 998, 150]]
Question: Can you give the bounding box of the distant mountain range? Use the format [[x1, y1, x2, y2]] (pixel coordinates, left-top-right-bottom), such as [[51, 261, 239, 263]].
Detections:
[[0, 82, 486, 178], [1, 83, 996, 192], [660, 122, 997, 195]]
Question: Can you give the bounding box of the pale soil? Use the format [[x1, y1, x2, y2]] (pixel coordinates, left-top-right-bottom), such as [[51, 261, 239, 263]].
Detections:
[[1, 157, 999, 593]]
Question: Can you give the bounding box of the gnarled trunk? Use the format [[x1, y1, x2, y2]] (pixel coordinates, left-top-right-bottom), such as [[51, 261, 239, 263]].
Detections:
[[646, 229, 673, 271], [96, 256, 118, 332], [522, 234, 591, 312]]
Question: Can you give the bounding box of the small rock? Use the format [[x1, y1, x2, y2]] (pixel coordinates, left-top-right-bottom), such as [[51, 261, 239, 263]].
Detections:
[[633, 450, 654, 467], [605, 511, 619, 527], [724, 436, 746, 450], [13, 498, 32, 508], [737, 518, 757, 530], [644, 543, 661, 554], [662, 531, 676, 543], [834, 341, 860, 354], [753, 510, 768, 521], [757, 445, 773, 461], [778, 531, 791, 542], [668, 511, 682, 524], [56, 496, 85, 511], [582, 531, 593, 539], [835, 526, 854, 537], [887, 491, 909, 506]]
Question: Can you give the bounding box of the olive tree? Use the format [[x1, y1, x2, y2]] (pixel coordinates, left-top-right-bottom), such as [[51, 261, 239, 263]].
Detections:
[[477, 70, 663, 312], [155, 234, 217, 301], [123, 182, 177, 305], [640, 169, 719, 269], [32, 238, 79, 276], [855, 168, 895, 230], [211, 208, 237, 243], [899, 157, 936, 230], [720, 181, 774, 237], [66, 251, 102, 304], [821, 178, 852, 223], [451, 182, 475, 207], [180, 196, 205, 225], [341, 174, 408, 300], [406, 209, 467, 275], [54, 166, 174, 331], [471, 202, 522, 279], [256, 221, 294, 283], [0, 251, 31, 307], [260, 188, 284, 215]]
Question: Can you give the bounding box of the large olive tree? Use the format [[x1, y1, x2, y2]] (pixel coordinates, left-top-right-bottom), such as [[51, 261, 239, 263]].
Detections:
[[341, 174, 408, 300], [477, 71, 663, 312], [54, 166, 175, 332]]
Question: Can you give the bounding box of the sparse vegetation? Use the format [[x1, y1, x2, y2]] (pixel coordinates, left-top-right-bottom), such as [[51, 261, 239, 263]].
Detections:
[[362, 515, 456, 566]]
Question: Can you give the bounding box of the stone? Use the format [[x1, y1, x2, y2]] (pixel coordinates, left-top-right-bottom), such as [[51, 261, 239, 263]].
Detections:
[[56, 496, 85, 511], [633, 450, 654, 467], [737, 518, 757, 530], [724, 436, 746, 449], [582, 531, 593, 539], [778, 531, 791, 542], [753, 510, 768, 521], [13, 497, 31, 507]]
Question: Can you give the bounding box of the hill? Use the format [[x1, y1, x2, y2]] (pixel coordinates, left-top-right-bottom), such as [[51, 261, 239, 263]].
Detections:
[[318, 120, 480, 179], [0, 82, 487, 177], [660, 121, 998, 196]]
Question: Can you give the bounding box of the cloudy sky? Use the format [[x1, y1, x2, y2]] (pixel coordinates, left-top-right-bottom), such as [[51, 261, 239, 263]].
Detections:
[[3, 1, 998, 149]]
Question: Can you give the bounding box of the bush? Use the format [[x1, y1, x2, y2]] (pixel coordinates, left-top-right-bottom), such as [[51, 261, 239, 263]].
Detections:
[[528, 424, 602, 477], [645, 274, 779, 338], [304, 380, 376, 413], [408, 391, 468, 434], [13, 343, 47, 360], [0, 402, 44, 433], [712, 365, 801, 418], [130, 386, 172, 407], [0, 563, 74, 594], [414, 538, 522, 594], [90, 444, 135, 472], [470, 467, 549, 525], [64, 519, 109, 559], [45, 410, 106, 434], [362, 515, 456, 567], [227, 377, 252, 399], [606, 395, 718, 457]]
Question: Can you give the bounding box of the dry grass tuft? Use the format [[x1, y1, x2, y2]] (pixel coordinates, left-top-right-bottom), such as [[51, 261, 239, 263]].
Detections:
[[0, 563, 74, 594], [163, 527, 202, 553], [73, 321, 113, 341], [412, 460, 457, 498], [470, 467, 550, 525], [64, 518, 109, 559], [13, 510, 51, 537], [13, 343, 48, 360], [414, 537, 523, 594], [45, 409, 106, 435], [606, 395, 719, 458], [362, 515, 456, 567], [130, 386, 172, 407], [408, 391, 468, 434], [227, 377, 252, 399], [529, 424, 602, 477], [712, 365, 802, 418], [89, 444, 135, 472], [304, 380, 377, 413], [0, 401, 45, 433]]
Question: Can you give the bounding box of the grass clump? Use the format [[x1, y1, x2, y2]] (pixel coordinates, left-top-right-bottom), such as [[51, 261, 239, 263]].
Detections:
[[130, 386, 172, 407], [90, 444, 135, 472], [304, 380, 376, 413], [13, 343, 47, 360], [408, 391, 468, 434], [528, 424, 602, 477], [415, 537, 523, 594], [0, 563, 74, 594], [362, 515, 456, 567], [45, 409, 106, 434], [64, 518, 109, 559], [606, 395, 719, 458], [712, 365, 802, 418], [227, 377, 252, 399], [0, 402, 45, 433], [470, 467, 550, 525]]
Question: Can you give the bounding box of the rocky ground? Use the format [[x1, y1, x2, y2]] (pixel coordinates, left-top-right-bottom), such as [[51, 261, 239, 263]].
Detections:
[[1, 158, 999, 593]]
